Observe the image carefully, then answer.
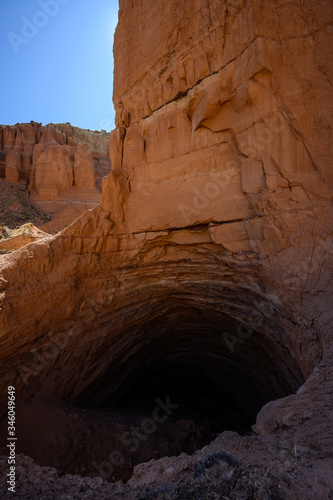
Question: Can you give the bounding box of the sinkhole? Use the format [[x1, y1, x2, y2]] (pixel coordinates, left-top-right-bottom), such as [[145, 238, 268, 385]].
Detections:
[[66, 296, 305, 482], [4, 283, 306, 483]]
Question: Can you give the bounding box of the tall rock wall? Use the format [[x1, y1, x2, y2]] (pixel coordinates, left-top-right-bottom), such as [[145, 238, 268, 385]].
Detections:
[[0, 0, 332, 496], [97, 0, 333, 381], [0, 123, 110, 189], [105, 0, 332, 233], [100, 0, 333, 371], [0, 123, 111, 232]]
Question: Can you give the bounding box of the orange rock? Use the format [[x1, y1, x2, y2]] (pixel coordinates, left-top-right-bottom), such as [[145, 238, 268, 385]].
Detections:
[[0, 123, 111, 231], [34, 145, 73, 199], [0, 1, 332, 497], [73, 144, 95, 189], [5, 165, 20, 183]]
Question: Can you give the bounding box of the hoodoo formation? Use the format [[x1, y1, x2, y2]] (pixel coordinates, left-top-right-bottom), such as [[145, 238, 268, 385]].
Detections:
[[1, 0, 333, 498]]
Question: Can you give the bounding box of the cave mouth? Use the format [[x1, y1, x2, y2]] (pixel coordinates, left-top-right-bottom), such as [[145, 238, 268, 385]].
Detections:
[[109, 366, 254, 437], [61, 298, 306, 482], [8, 289, 306, 483]]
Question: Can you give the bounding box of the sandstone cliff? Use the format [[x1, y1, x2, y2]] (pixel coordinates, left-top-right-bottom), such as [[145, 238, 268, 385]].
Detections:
[[0, 122, 111, 234], [0, 0, 332, 498]]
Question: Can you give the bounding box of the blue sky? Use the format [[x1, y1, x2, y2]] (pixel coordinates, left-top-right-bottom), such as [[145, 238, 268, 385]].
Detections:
[[0, 0, 118, 131]]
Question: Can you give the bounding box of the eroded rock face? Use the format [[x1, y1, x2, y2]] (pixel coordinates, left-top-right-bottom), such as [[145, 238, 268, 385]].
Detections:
[[34, 145, 74, 200], [0, 122, 111, 233], [0, 0, 332, 497], [107, 0, 332, 235]]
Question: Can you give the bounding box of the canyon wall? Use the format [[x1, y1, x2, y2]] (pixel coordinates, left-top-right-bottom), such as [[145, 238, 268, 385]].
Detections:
[[99, 0, 333, 380], [0, 0, 332, 497], [0, 123, 111, 232], [108, 0, 332, 230]]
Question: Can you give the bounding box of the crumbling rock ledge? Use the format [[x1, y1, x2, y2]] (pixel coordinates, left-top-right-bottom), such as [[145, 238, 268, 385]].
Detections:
[[0, 0, 333, 498]]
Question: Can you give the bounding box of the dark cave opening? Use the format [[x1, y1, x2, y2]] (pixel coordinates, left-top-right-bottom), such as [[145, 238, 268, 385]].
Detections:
[[112, 366, 254, 436], [3, 290, 306, 483], [90, 303, 303, 431], [51, 301, 303, 482]]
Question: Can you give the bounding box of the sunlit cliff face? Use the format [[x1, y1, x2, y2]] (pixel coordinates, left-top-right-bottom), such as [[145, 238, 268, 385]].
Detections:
[[0, 0, 331, 492]]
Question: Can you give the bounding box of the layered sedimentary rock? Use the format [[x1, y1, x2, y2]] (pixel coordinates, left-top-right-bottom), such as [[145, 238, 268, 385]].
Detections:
[[0, 224, 47, 254], [0, 123, 111, 232], [0, 0, 332, 497]]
